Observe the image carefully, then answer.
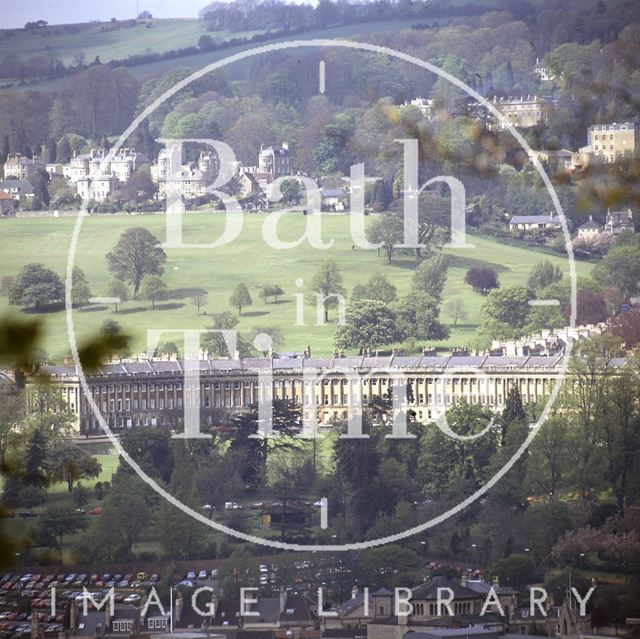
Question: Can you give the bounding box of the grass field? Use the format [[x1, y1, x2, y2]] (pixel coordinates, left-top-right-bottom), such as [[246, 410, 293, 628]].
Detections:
[[0, 19, 263, 71], [0, 212, 592, 361]]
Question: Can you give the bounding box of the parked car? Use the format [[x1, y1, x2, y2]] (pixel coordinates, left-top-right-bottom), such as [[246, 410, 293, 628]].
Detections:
[[124, 594, 141, 604], [224, 501, 242, 510]]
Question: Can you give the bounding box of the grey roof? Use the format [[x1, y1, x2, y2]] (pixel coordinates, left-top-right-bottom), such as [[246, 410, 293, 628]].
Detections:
[[509, 215, 560, 225], [411, 577, 482, 601], [0, 179, 35, 192], [41, 352, 588, 380], [464, 580, 518, 596], [260, 146, 289, 157], [372, 588, 393, 596], [578, 219, 602, 230], [333, 592, 373, 616], [321, 188, 347, 198], [589, 122, 636, 131], [405, 628, 498, 638]]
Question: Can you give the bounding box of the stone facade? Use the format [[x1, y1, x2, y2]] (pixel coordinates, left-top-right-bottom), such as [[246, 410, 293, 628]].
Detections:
[[41, 352, 572, 437]]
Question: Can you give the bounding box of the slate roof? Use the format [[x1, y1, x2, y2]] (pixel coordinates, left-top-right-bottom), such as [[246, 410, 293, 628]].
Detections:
[[320, 189, 347, 198], [509, 215, 560, 225], [411, 577, 482, 601], [40, 351, 595, 380], [333, 592, 373, 616]]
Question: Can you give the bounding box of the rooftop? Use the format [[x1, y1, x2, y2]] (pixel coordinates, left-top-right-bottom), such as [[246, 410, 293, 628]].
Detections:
[[40, 352, 573, 380]]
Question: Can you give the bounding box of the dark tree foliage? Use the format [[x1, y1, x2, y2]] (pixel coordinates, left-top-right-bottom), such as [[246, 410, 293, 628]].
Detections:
[[465, 267, 500, 294]]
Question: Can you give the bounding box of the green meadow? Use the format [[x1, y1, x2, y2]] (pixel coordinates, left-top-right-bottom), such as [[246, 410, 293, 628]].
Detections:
[[0, 19, 262, 71], [0, 212, 592, 361]]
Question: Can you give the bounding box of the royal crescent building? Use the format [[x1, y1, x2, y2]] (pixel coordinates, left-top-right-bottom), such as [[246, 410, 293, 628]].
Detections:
[[37, 352, 579, 437]]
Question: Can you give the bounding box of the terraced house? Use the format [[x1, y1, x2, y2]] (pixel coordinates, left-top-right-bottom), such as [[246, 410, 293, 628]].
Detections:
[[39, 351, 575, 437]]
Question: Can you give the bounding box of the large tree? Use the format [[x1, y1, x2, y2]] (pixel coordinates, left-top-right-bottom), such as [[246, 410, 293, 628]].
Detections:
[[479, 285, 531, 340], [140, 275, 168, 310], [396, 292, 449, 342], [8, 263, 64, 309], [366, 214, 404, 263], [464, 266, 499, 294], [101, 477, 149, 555], [70, 266, 92, 307], [229, 283, 253, 316], [48, 442, 101, 492], [105, 279, 130, 312], [335, 300, 400, 351], [310, 259, 344, 322], [106, 227, 166, 297], [593, 243, 640, 297], [35, 506, 86, 548], [412, 254, 448, 302], [351, 273, 397, 304], [527, 260, 563, 291]]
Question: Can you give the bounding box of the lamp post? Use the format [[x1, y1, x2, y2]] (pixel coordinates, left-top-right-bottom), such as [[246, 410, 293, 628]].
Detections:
[[14, 552, 20, 573]]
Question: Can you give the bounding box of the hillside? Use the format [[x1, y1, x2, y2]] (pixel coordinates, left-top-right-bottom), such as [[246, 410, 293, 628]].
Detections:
[[0, 19, 263, 70], [0, 18, 452, 91]]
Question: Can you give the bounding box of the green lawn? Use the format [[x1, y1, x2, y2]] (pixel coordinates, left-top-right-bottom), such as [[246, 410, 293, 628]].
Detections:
[[0, 212, 592, 361]]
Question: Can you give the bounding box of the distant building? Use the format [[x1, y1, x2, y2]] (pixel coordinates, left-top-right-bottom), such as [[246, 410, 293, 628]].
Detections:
[[0, 191, 16, 216], [577, 215, 603, 239], [65, 149, 108, 183], [258, 142, 291, 177], [583, 122, 638, 163], [569, 149, 594, 172], [488, 96, 555, 130], [320, 187, 348, 211], [325, 586, 373, 630], [406, 97, 439, 121], [76, 173, 117, 203], [109, 147, 149, 183], [530, 149, 573, 174], [534, 58, 556, 82], [605, 208, 634, 234], [0, 179, 35, 201], [366, 578, 503, 639], [152, 149, 218, 200], [3, 154, 44, 181], [508, 215, 562, 232], [261, 500, 314, 530], [45, 163, 64, 177], [173, 586, 315, 632]]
